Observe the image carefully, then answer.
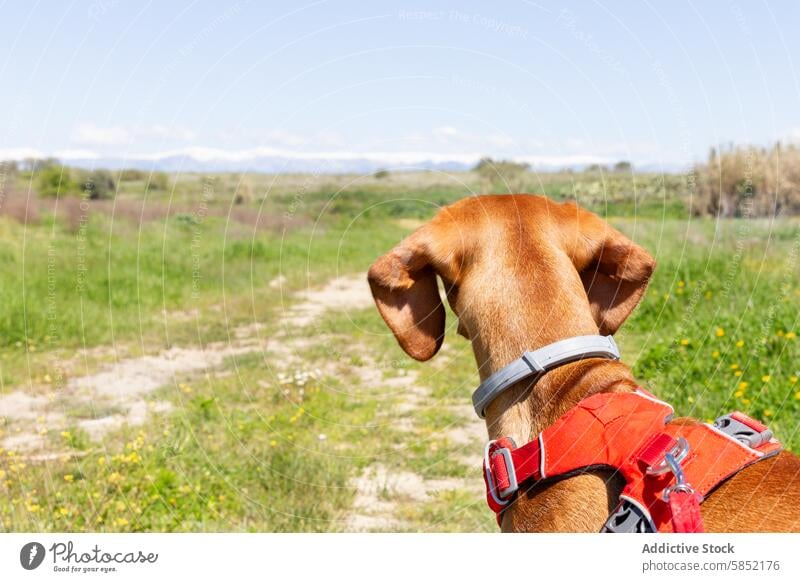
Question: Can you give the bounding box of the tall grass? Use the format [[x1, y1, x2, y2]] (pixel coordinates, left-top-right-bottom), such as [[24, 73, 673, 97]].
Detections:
[[695, 143, 800, 217]]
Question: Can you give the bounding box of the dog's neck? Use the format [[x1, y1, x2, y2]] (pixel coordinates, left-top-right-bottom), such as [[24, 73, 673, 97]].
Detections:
[[476, 331, 638, 446], [474, 333, 639, 532]]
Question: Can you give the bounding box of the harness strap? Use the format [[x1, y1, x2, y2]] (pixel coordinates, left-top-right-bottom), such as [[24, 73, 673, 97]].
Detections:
[[668, 489, 705, 533], [483, 389, 783, 532]]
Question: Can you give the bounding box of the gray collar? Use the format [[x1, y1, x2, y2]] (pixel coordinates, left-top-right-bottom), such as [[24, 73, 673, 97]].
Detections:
[[472, 335, 620, 418]]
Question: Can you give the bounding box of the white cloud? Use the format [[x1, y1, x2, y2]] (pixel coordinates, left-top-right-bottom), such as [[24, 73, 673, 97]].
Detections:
[[71, 122, 198, 146], [72, 123, 130, 146], [786, 128, 800, 143], [433, 126, 460, 139], [0, 147, 45, 160], [143, 124, 196, 141], [488, 134, 514, 148], [54, 149, 100, 160]]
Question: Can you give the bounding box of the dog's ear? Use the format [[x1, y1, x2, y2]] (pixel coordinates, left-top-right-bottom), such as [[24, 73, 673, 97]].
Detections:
[[367, 230, 446, 361], [570, 220, 656, 335]]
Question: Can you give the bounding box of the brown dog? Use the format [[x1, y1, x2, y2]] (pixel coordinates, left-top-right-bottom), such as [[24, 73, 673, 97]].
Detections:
[[368, 194, 800, 532]]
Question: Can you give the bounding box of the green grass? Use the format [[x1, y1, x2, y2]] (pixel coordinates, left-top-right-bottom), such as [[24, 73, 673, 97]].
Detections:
[[1, 173, 798, 531]]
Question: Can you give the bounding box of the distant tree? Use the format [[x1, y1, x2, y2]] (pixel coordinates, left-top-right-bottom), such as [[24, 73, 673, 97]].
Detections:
[[584, 163, 606, 173], [473, 157, 530, 191], [234, 175, 253, 205], [613, 160, 632, 173], [1, 159, 19, 175], [373, 169, 390, 179], [119, 169, 146, 181], [147, 171, 170, 191], [24, 157, 59, 173], [82, 169, 116, 200], [37, 165, 79, 198]]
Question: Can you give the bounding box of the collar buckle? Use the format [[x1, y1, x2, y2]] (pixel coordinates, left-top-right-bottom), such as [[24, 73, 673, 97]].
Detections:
[[483, 439, 518, 506]]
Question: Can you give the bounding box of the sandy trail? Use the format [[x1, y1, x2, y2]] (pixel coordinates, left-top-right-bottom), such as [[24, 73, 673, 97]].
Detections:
[[0, 271, 487, 532], [0, 274, 372, 453], [342, 357, 486, 532]]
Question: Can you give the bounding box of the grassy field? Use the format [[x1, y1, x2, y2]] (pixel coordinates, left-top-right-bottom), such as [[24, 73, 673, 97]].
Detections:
[[0, 169, 798, 531]]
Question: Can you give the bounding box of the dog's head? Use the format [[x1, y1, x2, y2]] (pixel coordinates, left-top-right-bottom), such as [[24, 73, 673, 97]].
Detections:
[[368, 195, 655, 372]]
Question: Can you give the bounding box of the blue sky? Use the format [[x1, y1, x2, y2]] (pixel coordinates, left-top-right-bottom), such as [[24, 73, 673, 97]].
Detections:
[[2, 0, 799, 169]]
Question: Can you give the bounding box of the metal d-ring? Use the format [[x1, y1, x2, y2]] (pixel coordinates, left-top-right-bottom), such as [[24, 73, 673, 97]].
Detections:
[[645, 437, 690, 476]]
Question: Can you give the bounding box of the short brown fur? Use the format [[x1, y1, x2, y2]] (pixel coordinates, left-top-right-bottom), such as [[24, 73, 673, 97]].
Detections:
[[368, 194, 800, 532]]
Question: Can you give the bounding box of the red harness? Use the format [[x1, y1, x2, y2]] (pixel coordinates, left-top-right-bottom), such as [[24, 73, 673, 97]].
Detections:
[[483, 389, 782, 532]]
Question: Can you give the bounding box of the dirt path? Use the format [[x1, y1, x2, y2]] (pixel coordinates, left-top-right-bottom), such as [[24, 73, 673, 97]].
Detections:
[[0, 274, 372, 454], [0, 271, 488, 531], [343, 379, 485, 532]]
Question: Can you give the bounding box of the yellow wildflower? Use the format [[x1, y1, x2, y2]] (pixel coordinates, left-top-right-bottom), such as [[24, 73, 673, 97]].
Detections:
[[735, 340, 744, 348], [762, 375, 771, 383], [63, 474, 74, 483], [716, 327, 725, 337], [680, 339, 690, 346]]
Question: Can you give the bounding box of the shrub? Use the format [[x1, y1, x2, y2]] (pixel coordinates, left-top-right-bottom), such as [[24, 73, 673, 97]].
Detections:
[[119, 169, 146, 181], [234, 176, 253, 205], [36, 165, 80, 198], [147, 171, 170, 191], [473, 157, 530, 192], [82, 169, 116, 200]]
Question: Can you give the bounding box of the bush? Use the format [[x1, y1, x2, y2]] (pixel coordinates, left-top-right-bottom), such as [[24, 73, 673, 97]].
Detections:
[[473, 157, 530, 192], [584, 164, 606, 173], [234, 176, 252, 205], [82, 169, 116, 200], [119, 169, 146, 181], [147, 172, 170, 191], [36, 165, 80, 198]]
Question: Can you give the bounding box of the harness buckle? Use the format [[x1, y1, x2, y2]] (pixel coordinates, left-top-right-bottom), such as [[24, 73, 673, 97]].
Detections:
[[483, 439, 518, 505], [714, 412, 774, 448]]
